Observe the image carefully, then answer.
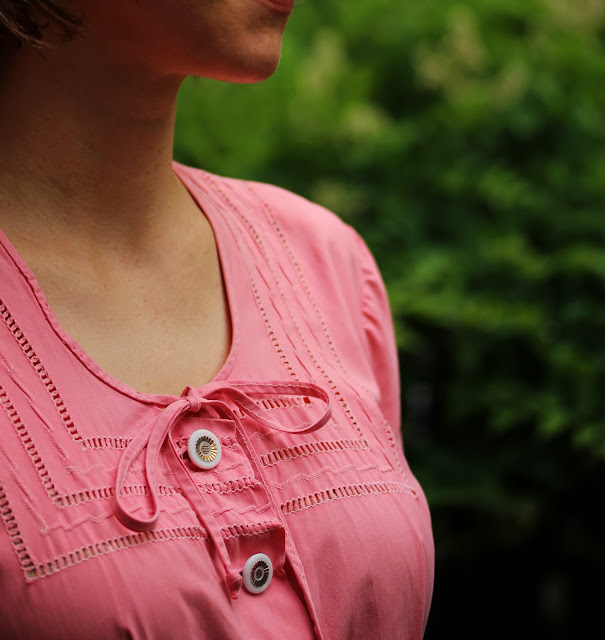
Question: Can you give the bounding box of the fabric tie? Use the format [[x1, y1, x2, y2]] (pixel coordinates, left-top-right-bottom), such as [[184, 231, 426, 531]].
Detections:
[[114, 380, 331, 597]]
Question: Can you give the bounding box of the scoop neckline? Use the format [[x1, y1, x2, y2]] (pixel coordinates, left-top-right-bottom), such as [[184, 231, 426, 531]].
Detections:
[[0, 162, 239, 407]]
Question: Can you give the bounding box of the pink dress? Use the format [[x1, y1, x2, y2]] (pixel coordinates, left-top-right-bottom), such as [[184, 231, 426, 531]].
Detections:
[[0, 164, 434, 639]]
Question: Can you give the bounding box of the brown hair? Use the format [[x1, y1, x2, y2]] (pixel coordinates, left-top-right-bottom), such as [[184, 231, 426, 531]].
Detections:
[[0, 1, 80, 49]]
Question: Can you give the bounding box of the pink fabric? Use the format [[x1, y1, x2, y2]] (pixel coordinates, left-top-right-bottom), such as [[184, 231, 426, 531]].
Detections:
[[0, 163, 434, 639]]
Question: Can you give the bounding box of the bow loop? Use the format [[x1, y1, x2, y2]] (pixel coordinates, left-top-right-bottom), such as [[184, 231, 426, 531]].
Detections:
[[115, 380, 331, 532], [204, 381, 332, 435]]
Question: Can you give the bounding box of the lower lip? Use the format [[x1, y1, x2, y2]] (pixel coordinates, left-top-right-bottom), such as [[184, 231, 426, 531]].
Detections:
[[254, 0, 295, 13]]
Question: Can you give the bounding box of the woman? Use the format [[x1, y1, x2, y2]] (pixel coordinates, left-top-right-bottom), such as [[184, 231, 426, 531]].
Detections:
[[0, 2, 433, 638]]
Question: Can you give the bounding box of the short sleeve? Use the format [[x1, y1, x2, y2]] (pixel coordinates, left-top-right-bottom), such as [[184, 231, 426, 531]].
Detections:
[[352, 229, 403, 451]]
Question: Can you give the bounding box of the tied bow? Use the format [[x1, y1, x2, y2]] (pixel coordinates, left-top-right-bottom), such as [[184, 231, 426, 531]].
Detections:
[[114, 380, 331, 597]]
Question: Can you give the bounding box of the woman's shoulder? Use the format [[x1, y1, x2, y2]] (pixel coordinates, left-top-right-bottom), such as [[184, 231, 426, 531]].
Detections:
[[236, 178, 348, 234], [176, 163, 363, 264]]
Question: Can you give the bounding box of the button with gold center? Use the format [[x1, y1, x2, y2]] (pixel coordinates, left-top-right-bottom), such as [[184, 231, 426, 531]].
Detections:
[[188, 429, 222, 470], [242, 553, 273, 595]]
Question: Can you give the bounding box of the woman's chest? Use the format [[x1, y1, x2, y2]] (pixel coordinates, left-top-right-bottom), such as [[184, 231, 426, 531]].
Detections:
[[0, 346, 431, 640]]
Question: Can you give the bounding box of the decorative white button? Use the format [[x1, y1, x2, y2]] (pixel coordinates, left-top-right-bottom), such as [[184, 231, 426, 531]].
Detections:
[[242, 553, 273, 594], [188, 429, 222, 470]]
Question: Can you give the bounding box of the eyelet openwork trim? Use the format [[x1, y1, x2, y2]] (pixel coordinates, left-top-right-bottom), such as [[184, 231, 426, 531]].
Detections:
[[197, 477, 261, 494], [281, 481, 418, 515], [81, 436, 132, 450], [0, 383, 61, 503], [0, 300, 81, 443], [0, 481, 206, 582], [0, 383, 182, 509], [55, 483, 183, 508], [260, 438, 368, 467], [221, 520, 282, 540]]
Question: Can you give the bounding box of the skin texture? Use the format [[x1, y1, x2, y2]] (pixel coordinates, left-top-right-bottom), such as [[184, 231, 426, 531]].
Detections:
[[0, 1, 292, 395]]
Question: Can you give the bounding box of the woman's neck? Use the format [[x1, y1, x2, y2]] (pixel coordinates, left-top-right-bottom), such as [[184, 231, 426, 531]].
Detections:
[[0, 35, 196, 257]]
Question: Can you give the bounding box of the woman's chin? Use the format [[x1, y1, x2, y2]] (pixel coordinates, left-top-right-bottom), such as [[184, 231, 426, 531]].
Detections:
[[237, 55, 282, 83], [199, 42, 284, 84]]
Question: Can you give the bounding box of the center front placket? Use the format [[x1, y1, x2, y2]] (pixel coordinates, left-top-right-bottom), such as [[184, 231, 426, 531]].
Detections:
[[114, 380, 331, 600]]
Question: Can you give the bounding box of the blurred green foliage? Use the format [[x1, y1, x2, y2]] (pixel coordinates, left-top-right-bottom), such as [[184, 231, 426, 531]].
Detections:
[[175, 0, 605, 636]]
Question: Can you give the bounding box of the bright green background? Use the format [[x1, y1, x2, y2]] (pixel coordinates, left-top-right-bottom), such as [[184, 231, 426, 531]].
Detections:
[[174, 1, 605, 636]]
